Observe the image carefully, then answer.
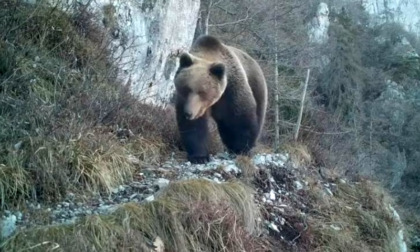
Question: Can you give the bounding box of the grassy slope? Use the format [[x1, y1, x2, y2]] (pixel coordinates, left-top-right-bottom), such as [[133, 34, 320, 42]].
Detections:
[[0, 1, 414, 252], [1, 179, 264, 252], [0, 0, 181, 208]]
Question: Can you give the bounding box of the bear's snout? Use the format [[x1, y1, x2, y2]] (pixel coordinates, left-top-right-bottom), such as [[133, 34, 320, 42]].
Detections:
[[184, 111, 193, 120]]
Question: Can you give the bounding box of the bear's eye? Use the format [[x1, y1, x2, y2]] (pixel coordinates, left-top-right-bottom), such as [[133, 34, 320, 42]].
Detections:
[[197, 90, 206, 98], [179, 86, 191, 96]]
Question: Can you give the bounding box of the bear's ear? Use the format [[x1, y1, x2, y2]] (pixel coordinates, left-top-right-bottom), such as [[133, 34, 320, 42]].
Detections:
[[209, 63, 225, 80], [179, 53, 194, 68]]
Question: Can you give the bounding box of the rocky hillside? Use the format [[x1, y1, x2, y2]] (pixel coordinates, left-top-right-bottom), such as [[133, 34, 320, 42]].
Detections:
[[0, 0, 419, 251], [1, 149, 408, 251]]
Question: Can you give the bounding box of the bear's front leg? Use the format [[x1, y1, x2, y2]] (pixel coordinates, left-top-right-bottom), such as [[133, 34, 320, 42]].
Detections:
[[216, 113, 259, 156], [176, 108, 210, 164]]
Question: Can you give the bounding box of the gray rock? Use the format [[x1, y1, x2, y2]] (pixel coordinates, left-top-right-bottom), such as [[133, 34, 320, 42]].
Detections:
[[16, 212, 23, 221], [145, 195, 155, 202], [155, 178, 170, 189], [294, 181, 304, 190], [1, 215, 17, 239]]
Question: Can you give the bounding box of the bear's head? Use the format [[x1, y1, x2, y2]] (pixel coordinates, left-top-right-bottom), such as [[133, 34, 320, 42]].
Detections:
[[174, 52, 227, 120]]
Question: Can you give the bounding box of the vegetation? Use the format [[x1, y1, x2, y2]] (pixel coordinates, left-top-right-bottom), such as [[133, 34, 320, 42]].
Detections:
[[203, 0, 420, 249], [0, 0, 419, 251], [307, 179, 403, 252], [0, 0, 184, 209], [1, 179, 264, 252]]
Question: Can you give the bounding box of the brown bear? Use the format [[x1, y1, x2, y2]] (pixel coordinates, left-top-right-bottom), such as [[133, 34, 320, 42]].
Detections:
[[173, 35, 268, 164]]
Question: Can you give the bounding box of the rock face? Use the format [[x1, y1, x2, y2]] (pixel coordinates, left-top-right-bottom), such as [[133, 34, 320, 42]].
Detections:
[[31, 0, 200, 105], [308, 2, 330, 44], [308, 1, 420, 45], [363, 0, 420, 36], [102, 0, 200, 105]]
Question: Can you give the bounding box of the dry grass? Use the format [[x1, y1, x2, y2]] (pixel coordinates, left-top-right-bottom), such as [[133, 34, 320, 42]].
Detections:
[[0, 0, 183, 208], [235, 155, 257, 184], [281, 142, 313, 167], [1, 179, 266, 252], [304, 179, 404, 252]]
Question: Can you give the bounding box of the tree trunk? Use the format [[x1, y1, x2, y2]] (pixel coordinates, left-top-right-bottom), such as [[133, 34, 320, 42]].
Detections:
[[294, 68, 310, 141], [274, 2, 280, 152]]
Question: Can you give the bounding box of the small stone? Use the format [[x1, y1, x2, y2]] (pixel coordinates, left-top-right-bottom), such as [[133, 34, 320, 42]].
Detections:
[[1, 215, 17, 239], [330, 225, 341, 231], [145, 195, 155, 202], [253, 155, 266, 165], [16, 212, 23, 221], [155, 178, 170, 189], [269, 190, 276, 200], [279, 154, 288, 162], [14, 141, 23, 150], [325, 188, 333, 196], [145, 188, 155, 194], [280, 217, 285, 225], [127, 154, 140, 165], [214, 172, 222, 178], [62, 202, 70, 208], [294, 181, 303, 190], [223, 164, 239, 173], [268, 222, 280, 233]]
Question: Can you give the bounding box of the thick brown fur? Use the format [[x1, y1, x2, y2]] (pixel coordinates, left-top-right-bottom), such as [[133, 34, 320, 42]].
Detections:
[[174, 35, 268, 164]]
